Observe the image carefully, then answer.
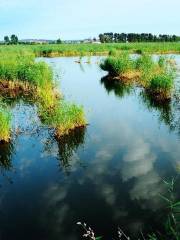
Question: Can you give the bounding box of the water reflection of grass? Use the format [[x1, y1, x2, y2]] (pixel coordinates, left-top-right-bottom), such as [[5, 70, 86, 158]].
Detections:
[[0, 141, 13, 172], [43, 127, 86, 172], [101, 76, 133, 98], [140, 91, 172, 126], [57, 127, 86, 171], [101, 72, 180, 140], [140, 91, 180, 135]]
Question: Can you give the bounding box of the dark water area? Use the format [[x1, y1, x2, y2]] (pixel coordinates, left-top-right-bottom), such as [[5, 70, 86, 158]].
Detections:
[[0, 56, 180, 240]]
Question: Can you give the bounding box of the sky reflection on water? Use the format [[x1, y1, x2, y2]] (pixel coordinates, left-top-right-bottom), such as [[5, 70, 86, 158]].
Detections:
[[0, 56, 179, 239]]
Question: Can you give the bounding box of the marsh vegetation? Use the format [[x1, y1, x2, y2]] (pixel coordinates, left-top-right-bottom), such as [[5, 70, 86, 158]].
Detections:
[[0, 48, 86, 141], [0, 47, 179, 240], [0, 42, 180, 58], [100, 53, 176, 101]]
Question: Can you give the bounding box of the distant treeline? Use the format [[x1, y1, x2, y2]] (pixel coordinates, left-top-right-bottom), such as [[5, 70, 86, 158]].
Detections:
[[4, 34, 19, 44], [1, 34, 62, 45], [99, 33, 180, 43]]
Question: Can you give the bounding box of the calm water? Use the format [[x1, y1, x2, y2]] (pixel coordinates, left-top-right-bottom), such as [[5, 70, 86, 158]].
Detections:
[[0, 56, 180, 240]]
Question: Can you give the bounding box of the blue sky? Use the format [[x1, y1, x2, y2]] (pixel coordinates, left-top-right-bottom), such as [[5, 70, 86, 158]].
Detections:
[[0, 0, 179, 40]]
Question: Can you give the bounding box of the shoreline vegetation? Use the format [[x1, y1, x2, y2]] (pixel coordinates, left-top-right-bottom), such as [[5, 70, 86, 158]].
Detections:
[[0, 42, 180, 58], [100, 52, 177, 101], [0, 42, 179, 238], [0, 49, 86, 142], [0, 42, 179, 141]]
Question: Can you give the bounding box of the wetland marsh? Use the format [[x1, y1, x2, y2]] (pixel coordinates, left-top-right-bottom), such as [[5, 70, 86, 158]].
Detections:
[[0, 54, 179, 239]]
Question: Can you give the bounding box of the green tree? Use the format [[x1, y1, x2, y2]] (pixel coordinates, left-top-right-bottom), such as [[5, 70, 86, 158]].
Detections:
[[98, 32, 179, 43], [10, 34, 18, 44], [4, 36, 10, 44], [56, 38, 62, 44]]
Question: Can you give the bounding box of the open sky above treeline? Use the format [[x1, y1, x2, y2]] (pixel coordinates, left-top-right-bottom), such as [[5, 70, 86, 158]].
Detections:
[[0, 0, 179, 40]]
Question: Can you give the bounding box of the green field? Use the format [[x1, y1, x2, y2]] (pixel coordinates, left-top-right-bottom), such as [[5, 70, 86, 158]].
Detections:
[[0, 42, 180, 57]]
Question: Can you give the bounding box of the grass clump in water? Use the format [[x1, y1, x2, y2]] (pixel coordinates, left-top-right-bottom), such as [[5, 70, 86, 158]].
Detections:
[[135, 54, 156, 83], [39, 100, 86, 138], [0, 103, 11, 142], [147, 73, 174, 101], [100, 53, 177, 101], [100, 53, 134, 76], [144, 56, 176, 100]]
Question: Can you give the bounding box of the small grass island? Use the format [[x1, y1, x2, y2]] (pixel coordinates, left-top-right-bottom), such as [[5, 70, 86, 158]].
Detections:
[[100, 52, 176, 102]]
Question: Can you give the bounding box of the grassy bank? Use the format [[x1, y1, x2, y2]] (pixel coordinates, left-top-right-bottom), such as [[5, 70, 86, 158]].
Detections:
[[0, 42, 180, 57], [100, 53, 176, 101], [0, 50, 86, 142]]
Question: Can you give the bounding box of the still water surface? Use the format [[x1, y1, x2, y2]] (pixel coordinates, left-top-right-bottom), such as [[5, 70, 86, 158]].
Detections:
[[0, 56, 180, 240]]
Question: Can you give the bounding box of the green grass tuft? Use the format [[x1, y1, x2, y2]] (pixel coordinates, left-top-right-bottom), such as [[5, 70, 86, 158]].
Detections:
[[0, 103, 11, 142], [39, 100, 86, 137], [147, 73, 174, 100], [100, 53, 134, 76]]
